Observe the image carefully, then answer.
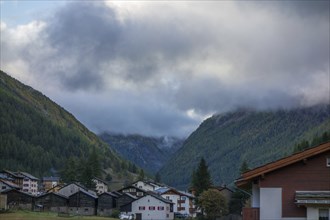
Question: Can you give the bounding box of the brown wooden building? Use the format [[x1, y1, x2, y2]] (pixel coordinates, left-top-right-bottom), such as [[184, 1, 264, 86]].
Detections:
[[1, 189, 35, 210], [68, 189, 98, 216], [236, 141, 330, 220], [97, 192, 118, 216], [35, 192, 68, 213]]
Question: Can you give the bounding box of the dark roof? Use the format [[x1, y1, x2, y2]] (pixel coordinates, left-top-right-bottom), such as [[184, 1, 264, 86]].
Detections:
[[69, 189, 98, 199], [111, 191, 122, 197], [37, 192, 68, 200], [58, 182, 88, 191], [99, 192, 119, 198], [0, 179, 20, 189], [42, 177, 60, 182], [19, 172, 39, 180], [93, 177, 108, 185], [295, 191, 330, 205], [1, 170, 23, 179], [139, 192, 174, 204], [236, 142, 330, 187], [1, 188, 35, 198], [118, 185, 148, 193]]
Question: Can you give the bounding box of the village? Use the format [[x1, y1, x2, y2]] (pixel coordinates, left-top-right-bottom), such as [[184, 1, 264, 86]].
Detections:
[[0, 141, 329, 220]]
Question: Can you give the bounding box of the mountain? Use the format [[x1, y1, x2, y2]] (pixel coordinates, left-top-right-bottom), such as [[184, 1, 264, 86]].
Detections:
[[160, 105, 330, 189], [0, 70, 137, 186], [99, 133, 184, 174]]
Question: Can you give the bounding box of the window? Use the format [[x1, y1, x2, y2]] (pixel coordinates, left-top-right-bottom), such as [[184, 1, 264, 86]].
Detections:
[[181, 196, 186, 200], [157, 206, 164, 211], [327, 158, 330, 167], [149, 206, 156, 211], [1, 186, 6, 190], [123, 189, 130, 193], [136, 192, 143, 197], [166, 196, 170, 200], [129, 188, 136, 192], [139, 206, 145, 210], [319, 209, 329, 220]]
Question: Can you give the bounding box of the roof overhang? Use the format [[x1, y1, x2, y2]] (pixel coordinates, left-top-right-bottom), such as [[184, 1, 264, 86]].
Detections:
[[295, 191, 330, 207]]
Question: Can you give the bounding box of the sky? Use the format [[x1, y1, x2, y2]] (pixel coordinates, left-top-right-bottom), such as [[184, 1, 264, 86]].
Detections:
[[1, 1, 329, 138]]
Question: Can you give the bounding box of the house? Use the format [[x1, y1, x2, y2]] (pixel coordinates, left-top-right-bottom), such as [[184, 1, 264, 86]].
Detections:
[[1, 188, 35, 210], [58, 182, 97, 197], [97, 192, 118, 216], [120, 193, 174, 220], [68, 189, 98, 216], [0, 179, 20, 192], [92, 177, 108, 194], [235, 141, 330, 220], [19, 172, 39, 195], [35, 192, 68, 213], [118, 185, 148, 198], [155, 187, 195, 217], [0, 170, 24, 188], [117, 193, 138, 210], [42, 177, 60, 192], [132, 180, 163, 191]]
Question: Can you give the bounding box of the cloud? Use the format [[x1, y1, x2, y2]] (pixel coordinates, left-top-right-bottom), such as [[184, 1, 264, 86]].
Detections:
[[1, 1, 329, 137]]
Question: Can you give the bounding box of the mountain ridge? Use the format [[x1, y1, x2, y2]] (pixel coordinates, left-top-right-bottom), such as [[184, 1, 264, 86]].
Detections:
[[0, 70, 137, 186], [160, 104, 330, 189], [99, 132, 184, 174]]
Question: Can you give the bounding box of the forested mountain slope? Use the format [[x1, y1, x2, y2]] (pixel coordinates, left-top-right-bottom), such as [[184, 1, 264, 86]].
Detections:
[[160, 105, 330, 189], [0, 70, 136, 183], [99, 133, 183, 174]]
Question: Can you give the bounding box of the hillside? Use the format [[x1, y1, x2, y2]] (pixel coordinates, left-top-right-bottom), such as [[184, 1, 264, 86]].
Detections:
[[0, 70, 137, 185], [160, 105, 330, 189], [99, 133, 184, 174]]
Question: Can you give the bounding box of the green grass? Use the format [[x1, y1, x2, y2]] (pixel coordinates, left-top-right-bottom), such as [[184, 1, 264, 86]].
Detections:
[[0, 210, 117, 220]]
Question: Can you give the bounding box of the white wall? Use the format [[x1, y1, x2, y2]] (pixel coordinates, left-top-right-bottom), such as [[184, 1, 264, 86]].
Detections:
[[128, 195, 173, 220], [133, 181, 155, 191], [260, 188, 282, 220], [161, 194, 179, 212]]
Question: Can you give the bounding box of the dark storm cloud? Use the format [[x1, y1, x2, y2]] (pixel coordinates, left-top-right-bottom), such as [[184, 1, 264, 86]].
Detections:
[[1, 1, 329, 137], [37, 1, 207, 91]]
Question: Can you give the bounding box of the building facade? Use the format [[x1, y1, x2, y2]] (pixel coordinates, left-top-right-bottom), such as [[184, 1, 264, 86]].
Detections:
[[121, 194, 174, 220], [236, 142, 330, 220]]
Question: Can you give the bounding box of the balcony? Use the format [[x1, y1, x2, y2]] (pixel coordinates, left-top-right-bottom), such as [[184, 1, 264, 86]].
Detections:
[[177, 200, 185, 204], [242, 207, 259, 220]]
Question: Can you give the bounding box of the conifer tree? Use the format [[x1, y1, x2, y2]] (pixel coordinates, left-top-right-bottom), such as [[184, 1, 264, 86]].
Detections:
[[191, 157, 212, 197]]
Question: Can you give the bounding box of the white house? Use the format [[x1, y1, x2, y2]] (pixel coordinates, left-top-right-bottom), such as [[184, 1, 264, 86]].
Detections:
[[19, 172, 39, 195], [92, 177, 108, 194], [155, 187, 195, 217], [132, 180, 163, 192], [121, 193, 174, 220]]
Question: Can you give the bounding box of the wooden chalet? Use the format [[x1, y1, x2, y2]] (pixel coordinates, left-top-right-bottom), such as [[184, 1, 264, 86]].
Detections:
[[35, 192, 68, 213], [1, 188, 35, 210], [97, 192, 118, 216], [117, 193, 137, 210], [68, 189, 98, 216], [235, 141, 330, 220]]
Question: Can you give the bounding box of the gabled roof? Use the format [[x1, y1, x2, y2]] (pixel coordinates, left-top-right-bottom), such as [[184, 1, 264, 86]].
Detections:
[[1, 188, 35, 198], [118, 185, 148, 193], [58, 182, 88, 192], [155, 187, 195, 198], [236, 141, 330, 187], [1, 170, 23, 179], [19, 172, 39, 180], [37, 192, 68, 200], [99, 191, 119, 198], [0, 179, 20, 189], [42, 177, 60, 182], [93, 177, 108, 185], [69, 188, 98, 199]]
